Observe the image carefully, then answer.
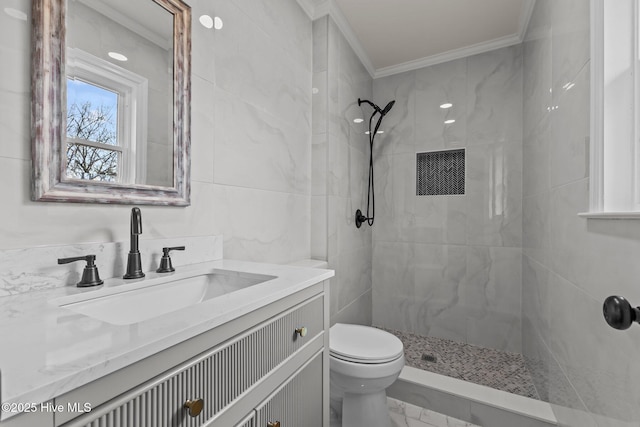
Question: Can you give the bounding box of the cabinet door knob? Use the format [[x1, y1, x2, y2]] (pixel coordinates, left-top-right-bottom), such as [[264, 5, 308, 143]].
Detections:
[[295, 327, 307, 337], [183, 398, 204, 417], [267, 422, 281, 427]]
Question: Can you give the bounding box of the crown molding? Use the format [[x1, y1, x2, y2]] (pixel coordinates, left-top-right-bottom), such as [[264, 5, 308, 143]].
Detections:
[[326, 0, 376, 77], [374, 33, 523, 78], [295, 0, 316, 20], [297, 0, 536, 79], [295, 0, 327, 20], [296, 0, 375, 77], [519, 0, 537, 39]]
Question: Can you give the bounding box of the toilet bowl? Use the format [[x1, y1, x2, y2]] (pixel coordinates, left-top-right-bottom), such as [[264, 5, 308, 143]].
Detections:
[[329, 323, 404, 427]]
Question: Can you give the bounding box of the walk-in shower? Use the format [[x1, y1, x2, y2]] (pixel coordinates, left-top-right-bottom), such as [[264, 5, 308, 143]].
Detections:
[[354, 98, 395, 228]]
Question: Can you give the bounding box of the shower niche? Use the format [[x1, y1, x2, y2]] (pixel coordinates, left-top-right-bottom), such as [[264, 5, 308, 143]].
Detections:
[[416, 149, 465, 196]]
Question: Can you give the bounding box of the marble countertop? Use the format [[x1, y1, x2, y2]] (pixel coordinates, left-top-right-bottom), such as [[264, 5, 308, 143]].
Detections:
[[0, 259, 333, 421]]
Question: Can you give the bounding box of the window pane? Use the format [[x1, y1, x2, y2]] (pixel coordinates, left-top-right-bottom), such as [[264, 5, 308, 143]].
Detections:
[[66, 143, 119, 182], [67, 78, 118, 146]]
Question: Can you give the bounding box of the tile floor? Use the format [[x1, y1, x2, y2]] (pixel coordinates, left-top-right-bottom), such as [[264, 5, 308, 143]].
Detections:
[[388, 398, 480, 427], [382, 328, 540, 400], [330, 398, 478, 427]]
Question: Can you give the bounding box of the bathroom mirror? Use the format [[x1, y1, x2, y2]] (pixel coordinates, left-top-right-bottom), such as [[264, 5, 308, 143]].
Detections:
[[31, 0, 191, 206]]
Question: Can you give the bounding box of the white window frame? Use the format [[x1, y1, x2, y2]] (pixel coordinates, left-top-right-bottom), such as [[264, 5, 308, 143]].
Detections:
[[584, 0, 640, 218], [66, 47, 148, 184]]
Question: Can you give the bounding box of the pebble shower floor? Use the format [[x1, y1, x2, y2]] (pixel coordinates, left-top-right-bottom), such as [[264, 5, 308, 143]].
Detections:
[[381, 328, 540, 399]]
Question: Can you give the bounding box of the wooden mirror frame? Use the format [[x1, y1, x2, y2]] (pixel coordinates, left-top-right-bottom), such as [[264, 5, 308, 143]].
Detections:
[[31, 0, 191, 206]]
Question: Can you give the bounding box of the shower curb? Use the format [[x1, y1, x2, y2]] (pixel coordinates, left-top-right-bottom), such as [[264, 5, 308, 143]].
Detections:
[[388, 366, 557, 427]]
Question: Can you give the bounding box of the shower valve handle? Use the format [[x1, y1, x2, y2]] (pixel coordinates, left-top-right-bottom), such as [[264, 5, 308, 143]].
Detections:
[[355, 209, 368, 228], [603, 295, 640, 330]]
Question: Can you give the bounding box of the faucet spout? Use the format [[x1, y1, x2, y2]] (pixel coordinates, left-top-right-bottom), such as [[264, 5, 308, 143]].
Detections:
[[131, 207, 142, 235], [124, 207, 145, 279], [130, 207, 142, 253]]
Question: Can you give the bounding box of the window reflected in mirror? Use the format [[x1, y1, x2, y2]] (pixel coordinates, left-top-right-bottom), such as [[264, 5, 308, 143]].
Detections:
[[66, 79, 120, 182]]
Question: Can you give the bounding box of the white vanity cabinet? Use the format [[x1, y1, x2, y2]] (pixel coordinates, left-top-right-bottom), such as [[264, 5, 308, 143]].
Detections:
[[254, 353, 323, 427], [53, 281, 329, 427]]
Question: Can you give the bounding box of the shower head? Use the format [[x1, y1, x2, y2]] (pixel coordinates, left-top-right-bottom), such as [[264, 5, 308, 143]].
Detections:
[[358, 98, 396, 117], [381, 100, 395, 116]]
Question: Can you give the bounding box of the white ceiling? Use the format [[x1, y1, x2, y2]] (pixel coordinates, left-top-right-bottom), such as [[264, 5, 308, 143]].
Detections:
[[297, 0, 535, 78]]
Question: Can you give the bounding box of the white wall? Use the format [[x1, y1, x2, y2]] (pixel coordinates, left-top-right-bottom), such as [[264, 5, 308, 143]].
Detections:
[[522, 0, 640, 425], [0, 0, 311, 265]]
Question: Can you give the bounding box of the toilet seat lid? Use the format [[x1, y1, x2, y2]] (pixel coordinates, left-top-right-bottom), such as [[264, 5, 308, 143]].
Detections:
[[330, 323, 403, 363]]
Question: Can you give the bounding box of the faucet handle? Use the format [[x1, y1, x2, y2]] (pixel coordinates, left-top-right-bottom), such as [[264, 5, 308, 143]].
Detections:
[[156, 246, 185, 273], [57, 255, 104, 287]]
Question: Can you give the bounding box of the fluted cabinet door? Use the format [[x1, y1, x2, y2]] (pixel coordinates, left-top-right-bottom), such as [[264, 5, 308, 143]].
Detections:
[[234, 411, 256, 427], [255, 353, 323, 427]]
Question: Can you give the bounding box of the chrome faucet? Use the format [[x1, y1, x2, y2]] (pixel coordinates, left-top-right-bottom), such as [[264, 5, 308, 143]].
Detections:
[[123, 207, 145, 279]]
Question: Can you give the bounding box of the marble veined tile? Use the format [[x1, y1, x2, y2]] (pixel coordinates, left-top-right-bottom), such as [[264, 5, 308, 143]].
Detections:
[[389, 396, 480, 427], [548, 272, 640, 423], [232, 0, 312, 70], [414, 57, 468, 151], [550, 0, 590, 95], [313, 16, 328, 72], [190, 75, 215, 184], [523, 192, 550, 266], [549, 63, 589, 189], [0, 5, 30, 95], [466, 45, 523, 146], [523, 112, 551, 199], [523, 36, 552, 137], [0, 92, 30, 161], [313, 71, 328, 135], [214, 21, 311, 130], [213, 89, 310, 195], [212, 184, 310, 264], [372, 70, 417, 156], [465, 143, 523, 248]]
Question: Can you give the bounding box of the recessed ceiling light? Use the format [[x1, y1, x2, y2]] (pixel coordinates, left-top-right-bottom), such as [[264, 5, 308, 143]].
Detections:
[[199, 15, 223, 30], [353, 118, 364, 123], [4, 7, 27, 21], [199, 15, 214, 29], [440, 103, 453, 109], [312, 87, 319, 94], [365, 130, 384, 135], [108, 52, 128, 62], [377, 130, 384, 134], [444, 119, 456, 124]]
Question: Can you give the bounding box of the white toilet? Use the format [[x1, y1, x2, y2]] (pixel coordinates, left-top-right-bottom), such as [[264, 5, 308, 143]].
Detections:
[[330, 323, 405, 427]]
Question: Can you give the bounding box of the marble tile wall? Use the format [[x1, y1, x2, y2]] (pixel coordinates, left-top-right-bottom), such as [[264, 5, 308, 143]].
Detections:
[[312, 16, 373, 325], [522, 1, 640, 425], [371, 46, 523, 353], [0, 0, 312, 284]]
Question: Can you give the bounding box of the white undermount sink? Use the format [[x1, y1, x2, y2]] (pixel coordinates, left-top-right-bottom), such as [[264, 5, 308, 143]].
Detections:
[[51, 269, 276, 325]]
